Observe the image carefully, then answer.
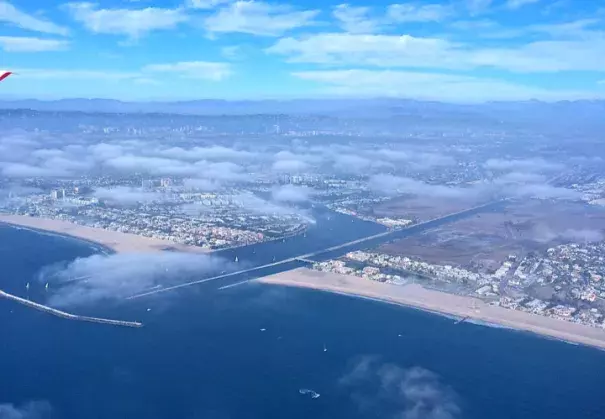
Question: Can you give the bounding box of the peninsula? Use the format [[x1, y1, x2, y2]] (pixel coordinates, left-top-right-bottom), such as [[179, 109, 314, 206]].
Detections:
[[0, 214, 209, 254], [259, 268, 605, 350]]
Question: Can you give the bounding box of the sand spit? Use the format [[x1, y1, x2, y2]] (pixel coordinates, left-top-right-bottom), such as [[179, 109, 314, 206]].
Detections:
[[0, 214, 209, 254], [259, 268, 605, 350]]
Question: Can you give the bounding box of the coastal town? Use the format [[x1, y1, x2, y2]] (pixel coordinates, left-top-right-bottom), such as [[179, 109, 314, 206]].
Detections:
[[0, 180, 311, 249], [312, 239, 605, 329]]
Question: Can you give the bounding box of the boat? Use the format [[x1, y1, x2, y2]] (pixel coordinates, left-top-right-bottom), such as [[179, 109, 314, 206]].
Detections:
[[323, 343, 327, 352], [235, 256, 239, 263], [299, 389, 320, 399], [45, 283, 49, 291], [25, 282, 30, 290]]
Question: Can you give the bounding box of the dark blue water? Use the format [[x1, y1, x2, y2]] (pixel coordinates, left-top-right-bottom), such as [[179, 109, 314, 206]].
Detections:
[[2, 226, 605, 419], [213, 206, 387, 265]]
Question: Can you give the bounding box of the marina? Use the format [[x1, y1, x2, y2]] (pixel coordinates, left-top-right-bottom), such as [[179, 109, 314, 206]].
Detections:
[[128, 199, 504, 299]]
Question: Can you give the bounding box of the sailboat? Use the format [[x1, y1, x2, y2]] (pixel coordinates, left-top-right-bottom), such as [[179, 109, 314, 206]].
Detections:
[[25, 282, 30, 291], [323, 343, 327, 352], [45, 283, 49, 291], [235, 256, 239, 263]]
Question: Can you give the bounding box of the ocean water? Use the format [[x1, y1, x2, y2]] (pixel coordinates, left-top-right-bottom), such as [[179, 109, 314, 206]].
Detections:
[[1, 226, 605, 419]]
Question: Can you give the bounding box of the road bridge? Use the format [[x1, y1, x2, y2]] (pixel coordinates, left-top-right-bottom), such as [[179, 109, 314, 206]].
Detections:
[[127, 199, 504, 300]]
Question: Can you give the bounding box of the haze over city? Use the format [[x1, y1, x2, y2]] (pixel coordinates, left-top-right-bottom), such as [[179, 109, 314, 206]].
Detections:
[[2, 1, 605, 419]]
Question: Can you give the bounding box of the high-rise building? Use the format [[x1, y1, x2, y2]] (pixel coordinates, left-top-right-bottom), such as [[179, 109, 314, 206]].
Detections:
[[160, 178, 172, 187], [50, 190, 59, 200]]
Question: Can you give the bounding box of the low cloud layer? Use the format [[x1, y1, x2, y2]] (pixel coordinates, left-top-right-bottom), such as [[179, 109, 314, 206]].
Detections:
[[234, 192, 315, 223], [532, 225, 604, 244], [484, 158, 563, 173], [0, 401, 52, 419], [512, 184, 581, 200], [39, 252, 231, 306], [340, 356, 461, 419], [93, 187, 165, 206], [182, 178, 221, 191], [369, 174, 480, 199], [271, 184, 313, 203]]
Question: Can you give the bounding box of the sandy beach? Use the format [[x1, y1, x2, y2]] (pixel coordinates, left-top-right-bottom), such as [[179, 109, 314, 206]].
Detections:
[[259, 268, 605, 350], [0, 214, 209, 254]]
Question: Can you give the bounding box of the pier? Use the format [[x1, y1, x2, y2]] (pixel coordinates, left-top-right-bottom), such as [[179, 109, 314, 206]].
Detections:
[[455, 316, 470, 325], [0, 289, 143, 328]]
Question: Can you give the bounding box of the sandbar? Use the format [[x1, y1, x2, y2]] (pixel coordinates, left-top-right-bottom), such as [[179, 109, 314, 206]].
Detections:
[[259, 268, 605, 350], [0, 214, 209, 254]]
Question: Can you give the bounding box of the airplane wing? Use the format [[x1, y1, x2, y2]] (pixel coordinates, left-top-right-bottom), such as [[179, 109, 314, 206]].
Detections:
[[0, 71, 13, 82]]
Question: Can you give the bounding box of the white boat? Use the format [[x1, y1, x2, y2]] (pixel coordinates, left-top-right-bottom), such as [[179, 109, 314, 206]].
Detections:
[[299, 389, 320, 399], [235, 256, 239, 263]]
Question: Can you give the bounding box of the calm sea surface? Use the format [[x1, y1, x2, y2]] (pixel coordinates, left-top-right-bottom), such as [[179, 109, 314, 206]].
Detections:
[[1, 224, 605, 419]]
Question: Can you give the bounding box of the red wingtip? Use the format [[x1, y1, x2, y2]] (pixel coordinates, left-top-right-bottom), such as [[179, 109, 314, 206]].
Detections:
[[0, 71, 13, 82]]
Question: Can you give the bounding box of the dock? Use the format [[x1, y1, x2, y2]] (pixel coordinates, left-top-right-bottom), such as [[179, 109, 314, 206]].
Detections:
[[0, 289, 143, 328]]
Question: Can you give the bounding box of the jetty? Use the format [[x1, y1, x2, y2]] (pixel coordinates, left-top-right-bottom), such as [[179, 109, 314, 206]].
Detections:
[[0, 289, 143, 328], [455, 316, 470, 325]]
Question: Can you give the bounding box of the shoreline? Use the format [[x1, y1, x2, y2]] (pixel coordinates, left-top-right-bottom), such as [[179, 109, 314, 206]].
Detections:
[[0, 214, 210, 254], [258, 268, 605, 351]]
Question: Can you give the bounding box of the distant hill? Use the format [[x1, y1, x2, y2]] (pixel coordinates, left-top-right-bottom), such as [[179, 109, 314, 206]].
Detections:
[[0, 97, 602, 115], [0, 98, 604, 133]]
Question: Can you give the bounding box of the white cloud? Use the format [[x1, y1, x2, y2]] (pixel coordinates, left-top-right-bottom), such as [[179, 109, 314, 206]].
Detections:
[[0, 36, 68, 52], [14, 68, 140, 80], [12, 64, 233, 83], [221, 45, 242, 59], [186, 0, 232, 9], [369, 174, 479, 198], [291, 69, 597, 102], [466, 0, 492, 15], [332, 3, 450, 35], [44, 252, 230, 306], [505, 0, 539, 9], [268, 32, 605, 73], [272, 158, 308, 172], [340, 357, 461, 419], [386, 3, 452, 22], [65, 2, 188, 38], [143, 61, 233, 81], [272, 184, 312, 203], [484, 158, 563, 172], [332, 4, 380, 34], [0, 401, 53, 419], [0, 1, 68, 35], [93, 186, 163, 206], [204, 0, 319, 36]]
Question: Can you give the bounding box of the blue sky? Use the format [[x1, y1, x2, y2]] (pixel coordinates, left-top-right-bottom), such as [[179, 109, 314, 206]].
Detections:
[[1, 0, 604, 101]]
